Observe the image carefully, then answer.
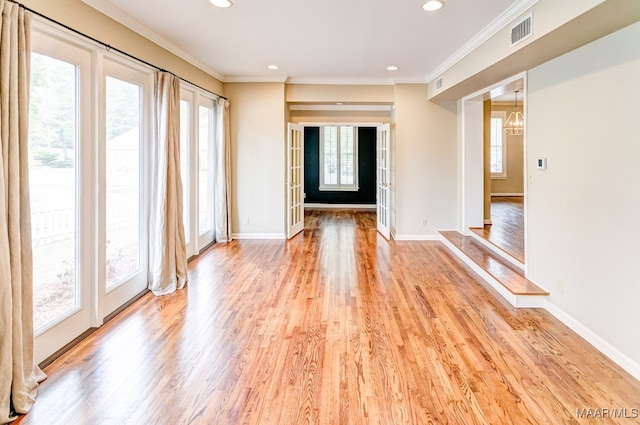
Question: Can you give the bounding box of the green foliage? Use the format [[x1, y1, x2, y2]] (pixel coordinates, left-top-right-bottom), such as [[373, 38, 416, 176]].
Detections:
[[50, 158, 74, 168], [28, 54, 141, 151], [29, 53, 76, 152], [33, 150, 59, 165], [106, 76, 140, 140]]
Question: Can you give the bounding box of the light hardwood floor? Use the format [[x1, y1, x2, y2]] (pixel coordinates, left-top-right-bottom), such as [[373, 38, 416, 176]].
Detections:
[[16, 210, 640, 424], [471, 196, 525, 263]]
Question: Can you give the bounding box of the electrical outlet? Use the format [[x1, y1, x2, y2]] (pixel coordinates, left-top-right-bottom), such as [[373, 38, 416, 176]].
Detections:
[[557, 280, 564, 294], [243, 217, 250, 225], [421, 218, 428, 227]]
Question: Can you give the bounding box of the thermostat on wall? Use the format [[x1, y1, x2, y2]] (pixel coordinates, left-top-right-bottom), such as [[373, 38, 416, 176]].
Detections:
[[537, 157, 547, 170]]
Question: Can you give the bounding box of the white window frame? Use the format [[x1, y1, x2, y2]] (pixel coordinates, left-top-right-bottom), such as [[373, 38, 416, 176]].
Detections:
[[490, 111, 507, 178], [180, 83, 218, 256], [319, 125, 359, 191], [100, 56, 152, 313], [30, 17, 154, 362]]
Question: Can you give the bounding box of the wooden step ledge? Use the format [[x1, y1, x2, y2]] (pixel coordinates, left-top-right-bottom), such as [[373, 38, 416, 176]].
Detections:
[[440, 231, 549, 297]]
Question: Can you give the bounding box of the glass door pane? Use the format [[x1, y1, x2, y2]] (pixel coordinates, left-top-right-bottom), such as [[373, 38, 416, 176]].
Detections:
[[105, 76, 141, 290], [29, 53, 79, 332], [198, 105, 214, 239], [180, 99, 190, 246]]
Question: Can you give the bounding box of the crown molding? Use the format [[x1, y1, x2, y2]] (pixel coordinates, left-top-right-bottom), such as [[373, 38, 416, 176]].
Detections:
[[424, 0, 540, 83], [284, 77, 396, 86], [223, 76, 290, 83], [80, 0, 226, 82], [214, 75, 427, 85], [289, 104, 393, 111]]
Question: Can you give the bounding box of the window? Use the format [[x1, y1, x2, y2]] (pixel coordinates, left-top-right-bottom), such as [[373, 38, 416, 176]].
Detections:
[[105, 75, 142, 289], [490, 111, 507, 178], [179, 99, 191, 246], [198, 103, 215, 238], [319, 125, 358, 191], [29, 52, 80, 331], [179, 85, 217, 256], [30, 21, 152, 362]]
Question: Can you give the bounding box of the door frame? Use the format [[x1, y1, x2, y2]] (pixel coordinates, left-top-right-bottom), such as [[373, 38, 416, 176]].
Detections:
[[287, 122, 389, 238], [30, 19, 158, 364], [459, 72, 528, 267]]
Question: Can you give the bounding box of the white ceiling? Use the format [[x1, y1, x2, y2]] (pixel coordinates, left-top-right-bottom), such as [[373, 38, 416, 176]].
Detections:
[[82, 0, 524, 84]]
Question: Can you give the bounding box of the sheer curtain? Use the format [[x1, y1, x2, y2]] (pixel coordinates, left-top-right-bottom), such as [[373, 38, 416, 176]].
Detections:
[[214, 98, 231, 243], [0, 3, 46, 423], [148, 72, 188, 295]]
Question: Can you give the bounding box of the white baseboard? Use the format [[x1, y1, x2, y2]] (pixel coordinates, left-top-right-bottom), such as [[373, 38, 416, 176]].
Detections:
[[491, 193, 524, 197], [304, 203, 376, 210], [232, 233, 286, 240], [545, 301, 640, 382], [440, 230, 639, 381], [393, 234, 443, 241]]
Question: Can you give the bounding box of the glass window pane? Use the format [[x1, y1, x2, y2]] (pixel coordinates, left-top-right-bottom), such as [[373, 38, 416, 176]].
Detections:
[[340, 126, 354, 185], [198, 105, 214, 236], [105, 76, 141, 288], [323, 126, 338, 185], [29, 53, 78, 331], [180, 100, 190, 245], [490, 117, 503, 173]]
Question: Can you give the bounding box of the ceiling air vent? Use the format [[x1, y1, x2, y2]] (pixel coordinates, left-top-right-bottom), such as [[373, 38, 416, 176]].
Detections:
[[510, 13, 532, 47], [436, 76, 443, 91]]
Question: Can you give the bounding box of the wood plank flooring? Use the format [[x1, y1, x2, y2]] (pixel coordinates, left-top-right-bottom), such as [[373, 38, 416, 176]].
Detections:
[[16, 210, 640, 424], [471, 196, 525, 263]]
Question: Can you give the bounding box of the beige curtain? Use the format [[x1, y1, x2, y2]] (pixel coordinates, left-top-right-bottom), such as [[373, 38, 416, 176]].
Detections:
[[0, 3, 45, 423], [214, 98, 231, 242], [148, 72, 188, 296]]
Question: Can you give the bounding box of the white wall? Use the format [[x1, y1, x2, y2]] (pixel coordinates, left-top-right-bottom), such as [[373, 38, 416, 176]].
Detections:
[[393, 84, 457, 238], [460, 99, 485, 232], [225, 83, 286, 238], [527, 22, 640, 367]]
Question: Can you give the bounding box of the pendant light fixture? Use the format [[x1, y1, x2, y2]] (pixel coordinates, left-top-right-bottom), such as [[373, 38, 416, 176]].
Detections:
[[504, 90, 524, 135]]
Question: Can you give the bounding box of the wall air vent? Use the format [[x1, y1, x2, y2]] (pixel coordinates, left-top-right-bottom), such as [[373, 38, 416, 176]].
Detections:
[[510, 13, 532, 47], [436, 76, 443, 91]]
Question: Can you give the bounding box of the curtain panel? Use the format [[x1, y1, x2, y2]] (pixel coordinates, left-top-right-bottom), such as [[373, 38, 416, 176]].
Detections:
[[0, 2, 46, 423], [148, 72, 188, 296], [214, 98, 231, 243]]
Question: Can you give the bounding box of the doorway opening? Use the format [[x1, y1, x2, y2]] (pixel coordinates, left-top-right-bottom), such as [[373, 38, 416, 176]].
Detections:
[[460, 73, 527, 266], [286, 122, 391, 240]]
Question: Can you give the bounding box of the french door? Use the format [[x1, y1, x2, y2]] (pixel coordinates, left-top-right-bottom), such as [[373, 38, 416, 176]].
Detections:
[[29, 28, 93, 363], [100, 59, 151, 316], [376, 124, 391, 239], [180, 86, 216, 257], [30, 24, 152, 363], [287, 123, 304, 239]]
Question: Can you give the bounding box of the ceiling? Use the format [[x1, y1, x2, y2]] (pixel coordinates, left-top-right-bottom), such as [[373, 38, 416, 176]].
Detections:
[[82, 0, 524, 84]]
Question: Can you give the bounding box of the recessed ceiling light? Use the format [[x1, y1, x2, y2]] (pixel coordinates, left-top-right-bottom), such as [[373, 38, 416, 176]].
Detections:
[[387, 66, 399, 71], [422, 0, 444, 11], [210, 0, 232, 8], [267, 65, 279, 70]]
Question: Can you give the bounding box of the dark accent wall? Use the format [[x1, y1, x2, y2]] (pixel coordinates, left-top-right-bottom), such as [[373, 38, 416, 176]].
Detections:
[[304, 127, 376, 204]]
